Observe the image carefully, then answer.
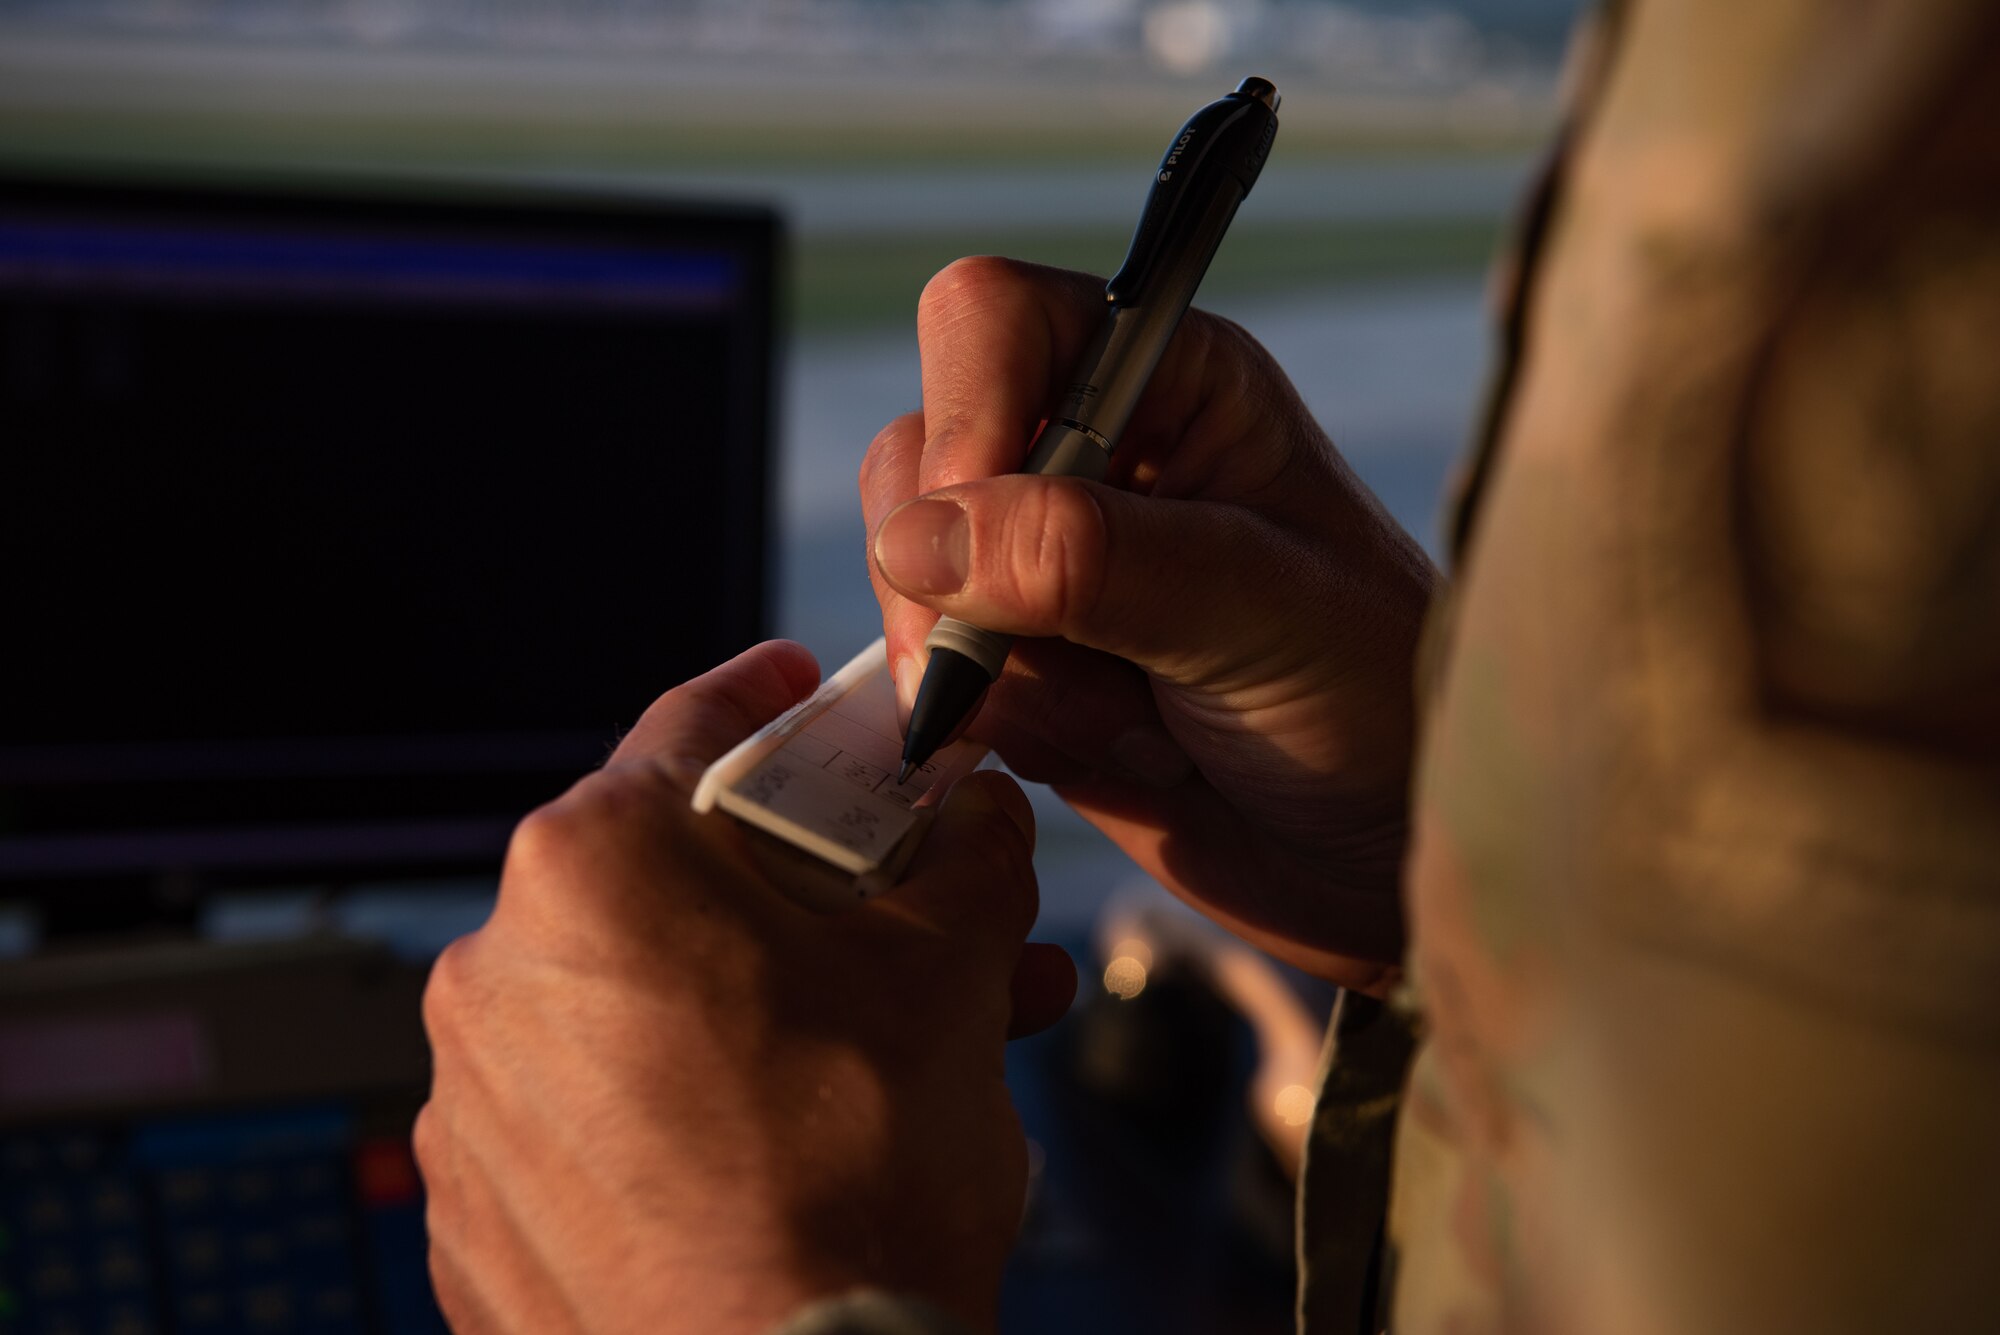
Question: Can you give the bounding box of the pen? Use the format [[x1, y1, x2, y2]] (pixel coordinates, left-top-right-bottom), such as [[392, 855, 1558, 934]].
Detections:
[[898, 75, 1281, 783]]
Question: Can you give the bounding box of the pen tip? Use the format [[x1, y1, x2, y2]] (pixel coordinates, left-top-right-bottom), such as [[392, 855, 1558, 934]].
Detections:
[[897, 762, 916, 785]]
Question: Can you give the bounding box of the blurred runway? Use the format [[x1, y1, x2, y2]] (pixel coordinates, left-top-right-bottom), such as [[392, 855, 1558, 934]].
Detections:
[[490, 157, 1530, 237]]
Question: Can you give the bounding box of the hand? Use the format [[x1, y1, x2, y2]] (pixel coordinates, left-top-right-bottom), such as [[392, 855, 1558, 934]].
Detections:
[[415, 641, 1076, 1334], [862, 259, 1440, 990]]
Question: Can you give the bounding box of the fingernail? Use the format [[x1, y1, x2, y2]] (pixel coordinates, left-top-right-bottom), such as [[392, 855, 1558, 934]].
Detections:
[[874, 499, 969, 596], [892, 654, 920, 732], [1111, 725, 1194, 788]]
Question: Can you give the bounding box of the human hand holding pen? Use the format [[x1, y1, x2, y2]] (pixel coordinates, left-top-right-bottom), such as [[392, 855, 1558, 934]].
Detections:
[[862, 258, 1440, 991]]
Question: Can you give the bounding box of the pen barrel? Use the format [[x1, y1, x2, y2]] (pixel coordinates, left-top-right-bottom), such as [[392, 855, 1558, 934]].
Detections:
[[1058, 178, 1250, 447], [924, 616, 1013, 681], [1023, 420, 1114, 480]]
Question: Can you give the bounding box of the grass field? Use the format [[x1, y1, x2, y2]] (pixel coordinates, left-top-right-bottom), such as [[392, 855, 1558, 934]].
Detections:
[[794, 215, 1501, 330], [0, 32, 1524, 331], [0, 104, 1545, 173]]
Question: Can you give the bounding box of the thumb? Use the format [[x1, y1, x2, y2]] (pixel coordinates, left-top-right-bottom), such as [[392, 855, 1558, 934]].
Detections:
[[870, 476, 1318, 690]]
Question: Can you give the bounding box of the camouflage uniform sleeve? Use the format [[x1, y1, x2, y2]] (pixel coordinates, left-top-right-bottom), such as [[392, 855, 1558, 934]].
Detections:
[[1737, 18, 2000, 753], [1386, 0, 2000, 1332]]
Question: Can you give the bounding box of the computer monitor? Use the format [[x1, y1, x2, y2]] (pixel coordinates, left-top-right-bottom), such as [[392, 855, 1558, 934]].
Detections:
[[0, 172, 781, 927]]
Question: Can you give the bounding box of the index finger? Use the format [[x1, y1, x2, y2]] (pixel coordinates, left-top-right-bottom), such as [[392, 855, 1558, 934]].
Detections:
[[913, 257, 1263, 505], [914, 257, 1104, 494], [607, 640, 822, 785]]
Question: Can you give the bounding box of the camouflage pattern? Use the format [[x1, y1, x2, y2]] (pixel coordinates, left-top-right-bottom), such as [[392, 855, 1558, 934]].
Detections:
[[782, 4, 2000, 1332], [1375, 1, 2000, 1332]]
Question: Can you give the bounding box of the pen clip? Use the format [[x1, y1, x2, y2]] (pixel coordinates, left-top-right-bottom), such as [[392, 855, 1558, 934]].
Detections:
[[1106, 78, 1279, 308]]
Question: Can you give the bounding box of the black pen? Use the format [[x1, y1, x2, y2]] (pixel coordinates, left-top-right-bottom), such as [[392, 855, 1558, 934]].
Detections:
[[898, 75, 1281, 783]]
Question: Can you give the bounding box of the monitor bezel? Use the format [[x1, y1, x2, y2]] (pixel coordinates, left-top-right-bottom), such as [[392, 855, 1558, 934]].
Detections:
[[0, 167, 783, 921]]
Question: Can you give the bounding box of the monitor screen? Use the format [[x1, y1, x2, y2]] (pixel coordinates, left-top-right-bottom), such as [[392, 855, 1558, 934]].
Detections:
[[0, 173, 779, 894]]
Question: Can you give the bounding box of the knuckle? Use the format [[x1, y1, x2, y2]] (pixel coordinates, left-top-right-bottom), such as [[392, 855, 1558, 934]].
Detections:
[[1202, 309, 1253, 358], [421, 934, 480, 1044], [409, 1102, 444, 1177], [857, 440, 879, 496], [859, 412, 924, 517], [1201, 309, 1272, 377], [858, 415, 902, 489], [1201, 319, 1255, 410], [504, 795, 589, 883], [917, 254, 1024, 329], [504, 767, 710, 948], [1186, 310, 1279, 421], [506, 769, 658, 881], [1181, 306, 1221, 364], [1002, 481, 1108, 636], [576, 757, 672, 815]]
